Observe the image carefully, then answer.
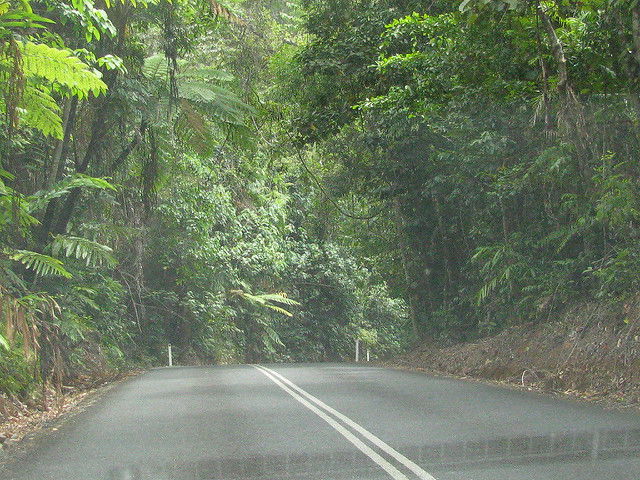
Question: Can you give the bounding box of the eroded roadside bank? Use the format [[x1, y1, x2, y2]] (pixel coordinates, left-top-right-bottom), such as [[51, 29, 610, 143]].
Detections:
[[388, 301, 640, 411]]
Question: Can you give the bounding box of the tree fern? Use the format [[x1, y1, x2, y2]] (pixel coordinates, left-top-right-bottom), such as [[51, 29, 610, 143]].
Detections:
[[257, 292, 300, 306], [261, 326, 285, 353], [142, 55, 170, 81], [1, 41, 108, 138], [179, 81, 255, 125], [174, 100, 217, 156], [179, 67, 234, 83], [263, 304, 295, 317], [141, 55, 255, 155]]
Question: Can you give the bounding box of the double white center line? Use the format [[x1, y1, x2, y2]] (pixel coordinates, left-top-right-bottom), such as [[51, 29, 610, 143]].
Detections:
[[252, 364, 437, 480]]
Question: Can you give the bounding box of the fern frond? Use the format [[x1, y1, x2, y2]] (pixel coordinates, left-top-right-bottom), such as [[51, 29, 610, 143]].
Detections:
[[261, 326, 285, 352], [265, 304, 294, 317], [51, 235, 117, 268], [6, 249, 72, 278], [229, 289, 264, 304], [178, 68, 234, 82], [143, 55, 169, 80], [21, 41, 107, 99], [175, 99, 217, 156], [178, 82, 232, 104], [29, 174, 117, 212], [207, 0, 246, 26], [258, 293, 301, 306], [20, 84, 63, 137], [229, 288, 299, 316], [179, 82, 255, 124]]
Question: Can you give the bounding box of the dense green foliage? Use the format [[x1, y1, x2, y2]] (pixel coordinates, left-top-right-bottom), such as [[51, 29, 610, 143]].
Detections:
[[0, 0, 409, 402], [2, 0, 640, 401], [290, 0, 640, 339]]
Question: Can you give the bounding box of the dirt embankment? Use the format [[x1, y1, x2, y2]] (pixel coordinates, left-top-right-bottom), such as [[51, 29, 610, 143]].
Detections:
[[391, 300, 640, 409]]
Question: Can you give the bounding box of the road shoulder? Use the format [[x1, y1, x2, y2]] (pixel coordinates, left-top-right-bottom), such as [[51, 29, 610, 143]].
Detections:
[[0, 370, 143, 462]]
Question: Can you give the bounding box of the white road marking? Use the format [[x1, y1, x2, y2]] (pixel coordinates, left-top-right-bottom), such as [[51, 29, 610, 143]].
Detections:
[[251, 365, 411, 480], [253, 364, 438, 480]]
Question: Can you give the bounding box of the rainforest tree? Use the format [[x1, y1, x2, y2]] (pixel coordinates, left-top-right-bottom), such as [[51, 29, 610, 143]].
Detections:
[[3, 0, 640, 404]]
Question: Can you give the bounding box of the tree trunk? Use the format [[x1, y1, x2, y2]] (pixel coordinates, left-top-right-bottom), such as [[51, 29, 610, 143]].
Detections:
[[624, 6, 640, 130], [45, 98, 78, 189], [538, 4, 590, 170], [392, 197, 424, 336], [432, 194, 454, 294]]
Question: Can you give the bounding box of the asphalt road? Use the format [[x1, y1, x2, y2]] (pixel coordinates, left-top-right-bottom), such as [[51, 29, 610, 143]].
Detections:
[[1, 363, 640, 480]]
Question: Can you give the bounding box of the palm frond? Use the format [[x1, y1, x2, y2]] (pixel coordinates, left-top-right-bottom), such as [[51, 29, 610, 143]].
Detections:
[[51, 235, 117, 268], [0, 191, 40, 231], [6, 249, 72, 278], [29, 173, 117, 212]]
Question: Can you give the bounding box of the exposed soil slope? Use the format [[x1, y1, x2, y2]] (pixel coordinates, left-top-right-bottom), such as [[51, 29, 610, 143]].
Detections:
[[391, 300, 640, 409]]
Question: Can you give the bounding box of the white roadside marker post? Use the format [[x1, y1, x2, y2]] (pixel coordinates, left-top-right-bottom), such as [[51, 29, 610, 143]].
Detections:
[[168, 344, 173, 367], [367, 348, 370, 362], [355, 339, 360, 362]]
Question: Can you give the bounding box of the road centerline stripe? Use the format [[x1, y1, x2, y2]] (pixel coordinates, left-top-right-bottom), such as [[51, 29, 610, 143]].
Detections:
[[254, 364, 437, 480], [251, 364, 410, 480]]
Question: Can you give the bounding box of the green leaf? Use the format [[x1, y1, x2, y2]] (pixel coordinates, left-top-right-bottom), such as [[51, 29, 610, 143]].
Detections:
[[459, 0, 473, 11], [20, 85, 63, 138], [143, 55, 169, 80], [258, 293, 301, 307], [51, 235, 117, 268], [0, 333, 9, 350], [6, 249, 72, 278], [30, 174, 117, 212], [265, 304, 294, 317], [22, 42, 108, 98]]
